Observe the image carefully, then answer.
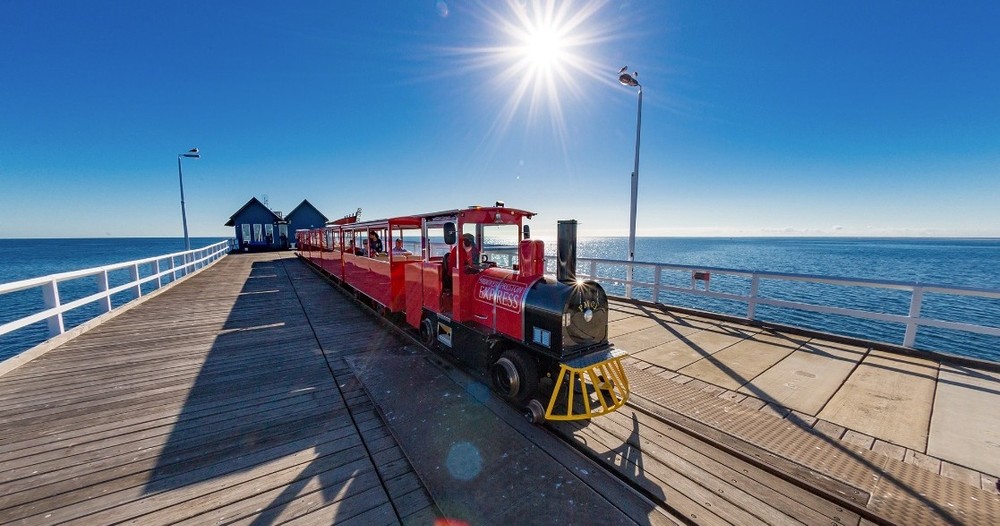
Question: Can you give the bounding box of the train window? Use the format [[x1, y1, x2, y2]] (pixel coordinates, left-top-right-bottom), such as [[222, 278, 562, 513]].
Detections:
[[480, 224, 520, 269], [391, 227, 419, 256], [353, 231, 367, 255], [425, 227, 449, 259], [369, 227, 387, 256]]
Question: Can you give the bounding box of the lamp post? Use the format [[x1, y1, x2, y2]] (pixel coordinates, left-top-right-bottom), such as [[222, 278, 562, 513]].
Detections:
[[177, 148, 200, 252], [619, 67, 642, 298]]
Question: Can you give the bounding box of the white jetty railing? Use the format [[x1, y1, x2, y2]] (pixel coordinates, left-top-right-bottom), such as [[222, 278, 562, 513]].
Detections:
[[0, 241, 232, 345], [545, 256, 1000, 355]]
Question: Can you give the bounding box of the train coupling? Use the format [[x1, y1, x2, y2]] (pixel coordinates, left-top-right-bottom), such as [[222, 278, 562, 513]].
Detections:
[[544, 347, 630, 421]]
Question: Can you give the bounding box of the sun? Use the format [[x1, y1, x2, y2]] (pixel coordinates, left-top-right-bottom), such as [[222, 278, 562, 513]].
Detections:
[[520, 25, 566, 70], [443, 0, 619, 154]]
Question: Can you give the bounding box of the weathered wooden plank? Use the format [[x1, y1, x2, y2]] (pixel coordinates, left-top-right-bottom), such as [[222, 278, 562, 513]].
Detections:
[[271, 484, 392, 526], [70, 447, 377, 525], [557, 418, 734, 525], [0, 394, 341, 474], [0, 377, 337, 450], [3, 428, 363, 522], [0, 412, 357, 514], [596, 408, 858, 526]]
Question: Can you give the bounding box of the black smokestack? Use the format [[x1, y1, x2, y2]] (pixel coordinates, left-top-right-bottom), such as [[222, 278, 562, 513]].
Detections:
[[557, 220, 577, 283]]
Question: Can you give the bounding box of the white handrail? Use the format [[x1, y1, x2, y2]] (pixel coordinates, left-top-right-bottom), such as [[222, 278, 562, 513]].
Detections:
[[1, 241, 232, 345], [545, 255, 1000, 354]]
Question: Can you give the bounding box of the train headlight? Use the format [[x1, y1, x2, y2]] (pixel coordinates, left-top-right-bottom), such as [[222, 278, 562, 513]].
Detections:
[[583, 308, 593, 323]]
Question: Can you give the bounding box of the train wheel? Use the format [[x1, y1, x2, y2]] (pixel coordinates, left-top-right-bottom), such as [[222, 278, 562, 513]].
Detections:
[[490, 349, 538, 405], [524, 399, 545, 424], [420, 318, 436, 349]]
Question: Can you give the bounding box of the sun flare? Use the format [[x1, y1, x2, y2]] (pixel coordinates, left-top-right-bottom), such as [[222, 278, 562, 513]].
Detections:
[[520, 26, 566, 70], [444, 0, 619, 155]]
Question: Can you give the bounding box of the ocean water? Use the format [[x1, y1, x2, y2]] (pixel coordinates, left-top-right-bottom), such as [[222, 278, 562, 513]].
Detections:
[[2, 237, 998, 363]]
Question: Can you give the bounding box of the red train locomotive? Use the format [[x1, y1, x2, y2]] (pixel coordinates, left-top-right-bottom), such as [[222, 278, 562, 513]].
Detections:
[[296, 204, 629, 422]]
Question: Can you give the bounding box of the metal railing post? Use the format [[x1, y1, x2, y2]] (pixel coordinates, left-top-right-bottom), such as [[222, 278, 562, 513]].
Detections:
[[42, 280, 64, 338], [129, 264, 142, 300], [652, 265, 662, 303], [96, 270, 112, 313], [589, 260, 597, 280], [625, 261, 634, 299], [747, 274, 760, 320], [903, 286, 924, 348]]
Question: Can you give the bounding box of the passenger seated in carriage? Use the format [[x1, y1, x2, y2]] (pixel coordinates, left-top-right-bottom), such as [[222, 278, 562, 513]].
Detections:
[[392, 239, 411, 255], [368, 232, 384, 256]]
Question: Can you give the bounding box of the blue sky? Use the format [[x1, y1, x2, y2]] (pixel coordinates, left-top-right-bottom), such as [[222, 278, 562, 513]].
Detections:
[[1, 0, 998, 239]]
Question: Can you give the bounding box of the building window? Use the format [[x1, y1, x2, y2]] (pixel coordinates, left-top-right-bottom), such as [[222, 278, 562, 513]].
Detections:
[[242, 224, 251, 242], [254, 224, 263, 242]]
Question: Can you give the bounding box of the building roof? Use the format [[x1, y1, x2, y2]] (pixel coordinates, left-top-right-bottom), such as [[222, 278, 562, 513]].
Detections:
[[224, 197, 283, 227], [285, 199, 329, 223]]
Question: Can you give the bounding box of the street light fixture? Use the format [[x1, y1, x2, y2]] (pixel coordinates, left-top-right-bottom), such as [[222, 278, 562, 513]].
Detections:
[[618, 67, 642, 298], [177, 148, 200, 252]]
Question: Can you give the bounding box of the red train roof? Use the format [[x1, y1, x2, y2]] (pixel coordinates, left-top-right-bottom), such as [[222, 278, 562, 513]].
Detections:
[[326, 205, 535, 230]]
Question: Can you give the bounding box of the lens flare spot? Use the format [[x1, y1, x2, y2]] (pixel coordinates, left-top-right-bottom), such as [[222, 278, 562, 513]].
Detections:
[[435, 1, 449, 18], [465, 381, 491, 403], [446, 441, 483, 481]]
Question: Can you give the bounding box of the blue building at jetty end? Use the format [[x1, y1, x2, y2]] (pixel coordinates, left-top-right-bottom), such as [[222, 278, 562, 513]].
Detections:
[[226, 197, 328, 251]]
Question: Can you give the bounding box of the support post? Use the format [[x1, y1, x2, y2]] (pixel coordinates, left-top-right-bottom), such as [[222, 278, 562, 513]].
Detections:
[[747, 274, 760, 321], [42, 280, 64, 338], [97, 270, 112, 313], [903, 286, 924, 348]]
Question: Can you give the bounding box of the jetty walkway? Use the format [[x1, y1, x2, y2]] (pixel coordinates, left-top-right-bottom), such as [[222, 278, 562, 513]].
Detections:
[[1, 252, 998, 525]]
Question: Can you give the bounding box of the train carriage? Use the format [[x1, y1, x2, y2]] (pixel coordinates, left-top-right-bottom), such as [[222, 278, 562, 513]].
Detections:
[[298, 204, 629, 423]]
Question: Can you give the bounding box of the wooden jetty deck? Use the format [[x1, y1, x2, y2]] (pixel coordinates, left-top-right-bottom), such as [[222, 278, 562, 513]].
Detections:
[[0, 253, 438, 524], [2, 252, 999, 525]]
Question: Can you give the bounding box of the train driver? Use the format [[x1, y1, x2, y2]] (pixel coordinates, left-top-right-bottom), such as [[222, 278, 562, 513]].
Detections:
[[451, 233, 480, 270]]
